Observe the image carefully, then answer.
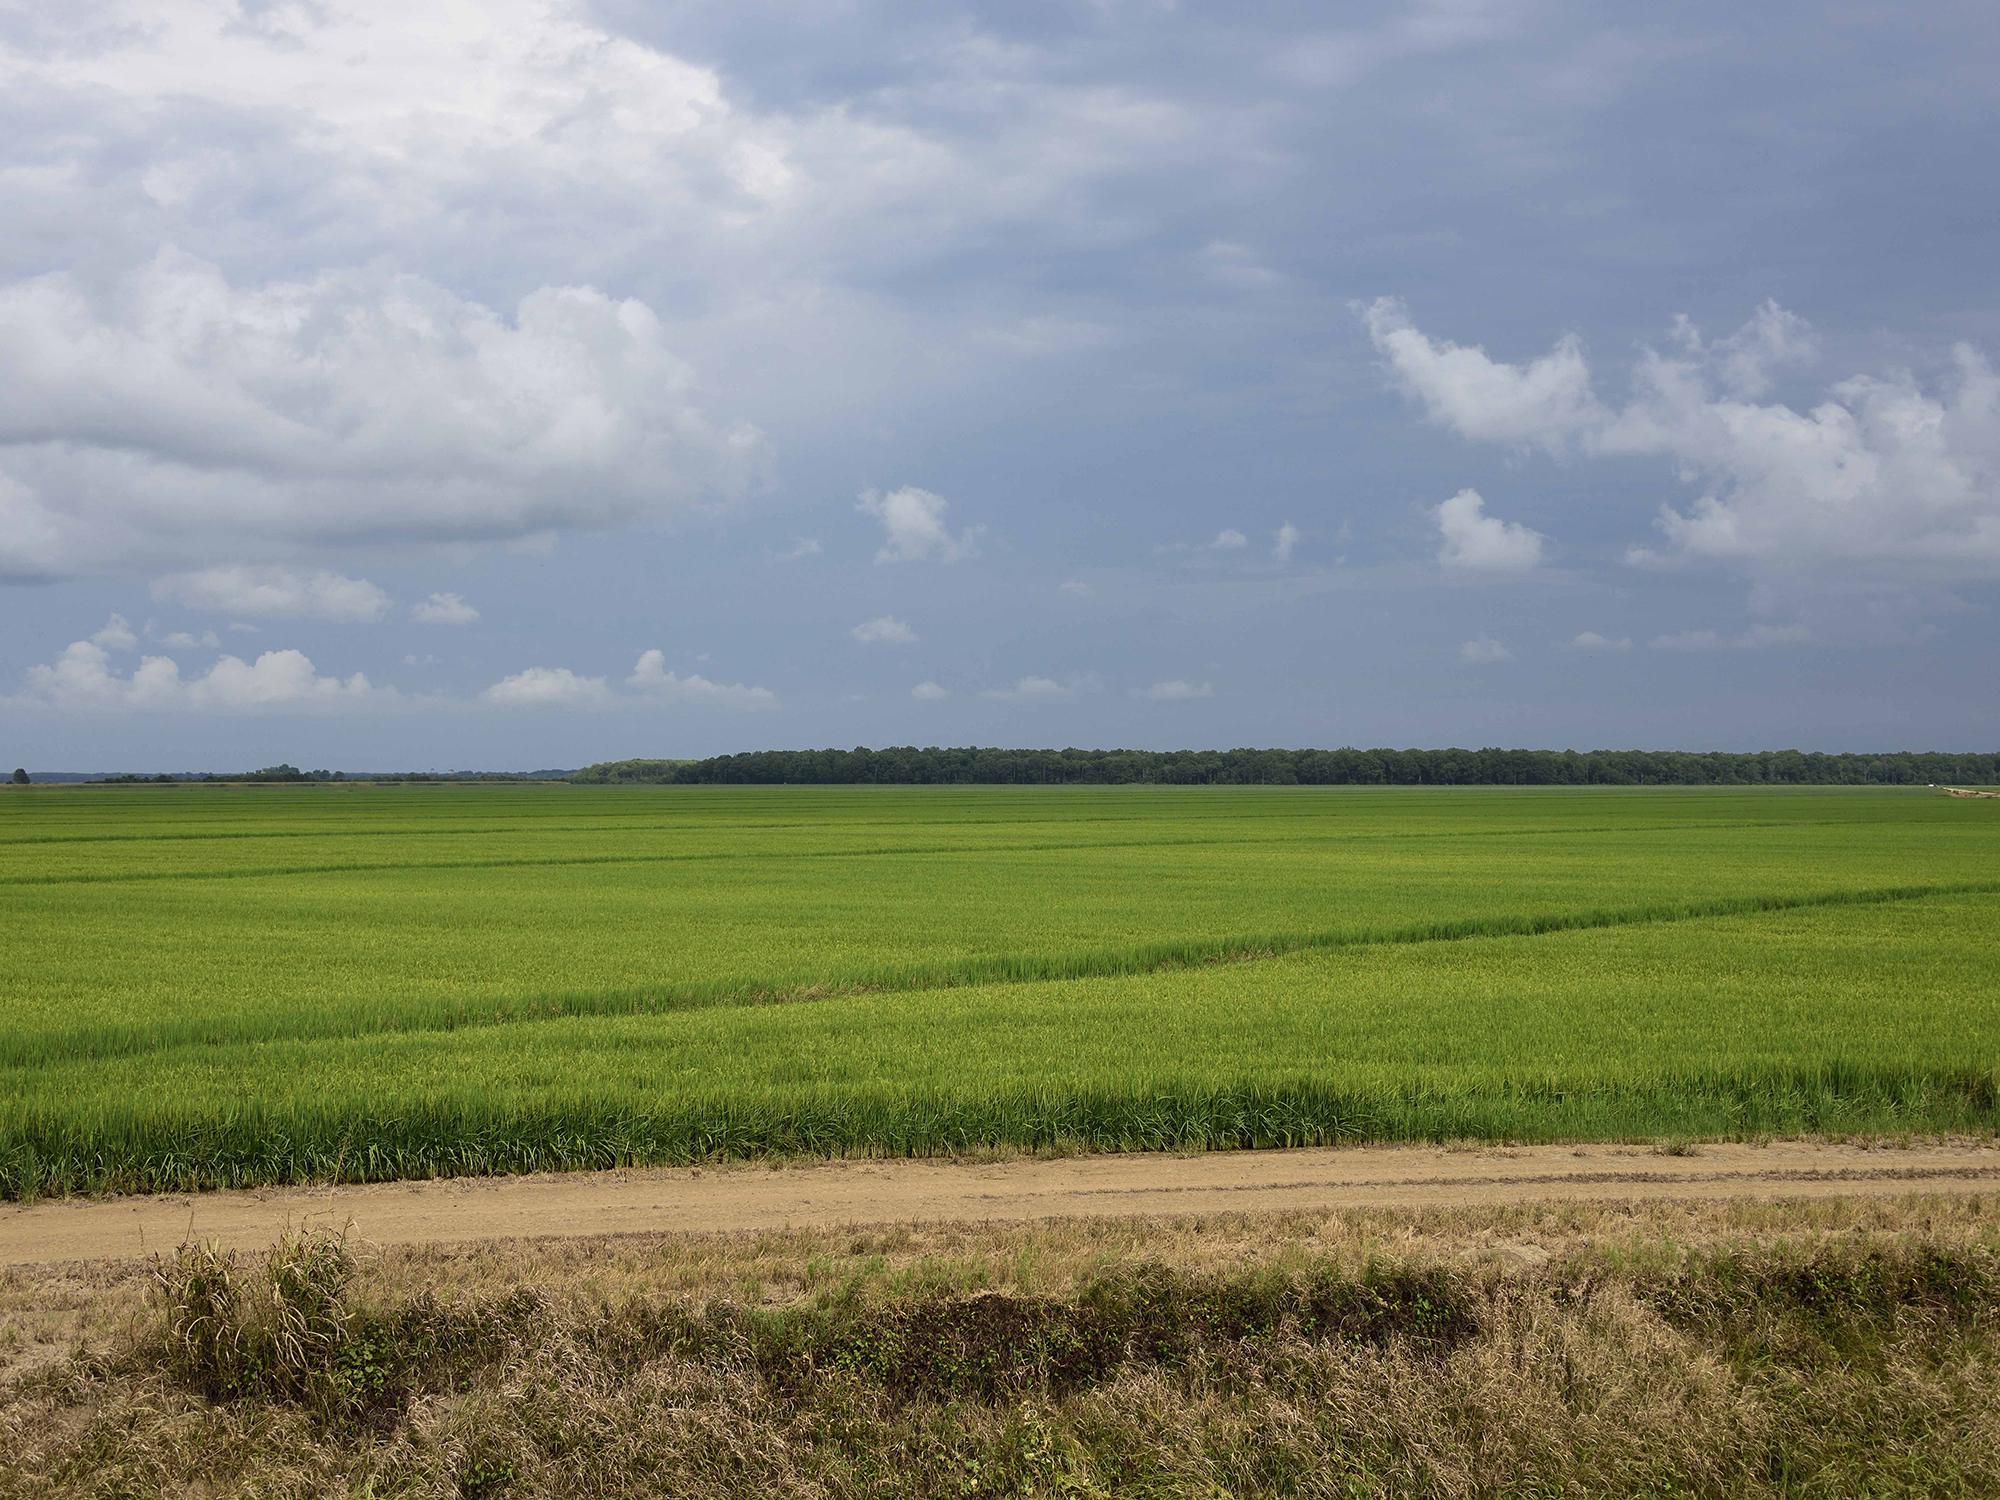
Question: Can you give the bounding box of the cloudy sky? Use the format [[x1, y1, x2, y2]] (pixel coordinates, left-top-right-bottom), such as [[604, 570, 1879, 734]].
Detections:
[[4, 0, 1997, 769]]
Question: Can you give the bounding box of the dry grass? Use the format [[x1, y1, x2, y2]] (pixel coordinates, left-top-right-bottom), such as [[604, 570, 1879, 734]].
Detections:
[[4, 1194, 1999, 1496]]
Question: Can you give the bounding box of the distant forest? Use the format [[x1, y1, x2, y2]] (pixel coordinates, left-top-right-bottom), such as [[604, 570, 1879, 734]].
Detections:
[[80, 765, 571, 785], [571, 747, 2000, 787]]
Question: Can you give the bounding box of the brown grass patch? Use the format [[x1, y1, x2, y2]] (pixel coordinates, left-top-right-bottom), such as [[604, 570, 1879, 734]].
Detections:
[[4, 1195, 1999, 1497]]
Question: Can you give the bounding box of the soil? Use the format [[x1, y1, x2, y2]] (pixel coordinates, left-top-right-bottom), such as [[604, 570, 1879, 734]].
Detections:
[[5, 1139, 1998, 1268]]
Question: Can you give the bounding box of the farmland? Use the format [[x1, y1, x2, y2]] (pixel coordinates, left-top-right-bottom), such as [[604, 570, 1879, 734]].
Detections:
[[2, 784, 1997, 1197]]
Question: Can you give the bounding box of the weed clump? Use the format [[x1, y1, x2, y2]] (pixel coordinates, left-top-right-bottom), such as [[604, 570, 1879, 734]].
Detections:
[[150, 1230, 541, 1427], [155, 1231, 363, 1412]]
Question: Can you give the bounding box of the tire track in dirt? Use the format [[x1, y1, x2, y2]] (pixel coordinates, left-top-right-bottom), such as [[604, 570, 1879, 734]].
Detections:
[[5, 1139, 1997, 1267]]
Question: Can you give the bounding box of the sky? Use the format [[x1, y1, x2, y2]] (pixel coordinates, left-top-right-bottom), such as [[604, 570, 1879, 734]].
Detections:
[[3, 0, 1998, 770]]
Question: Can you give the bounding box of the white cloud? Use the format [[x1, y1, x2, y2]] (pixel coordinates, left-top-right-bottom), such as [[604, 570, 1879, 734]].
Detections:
[[979, 674, 1096, 702], [0, 251, 764, 577], [851, 615, 917, 645], [153, 567, 392, 622], [156, 629, 220, 650], [628, 650, 779, 709], [857, 486, 983, 564], [15, 639, 390, 713], [182, 652, 388, 711], [779, 537, 823, 560], [90, 613, 137, 651], [1668, 300, 1818, 400], [911, 680, 949, 700], [1459, 636, 1514, 664], [1363, 297, 1602, 456], [411, 592, 479, 626], [1369, 299, 2000, 583], [1434, 488, 1547, 572], [482, 666, 612, 709], [1138, 679, 1214, 701], [1059, 579, 1093, 597], [1272, 523, 1299, 563], [1569, 631, 1632, 651], [1650, 624, 1812, 651]]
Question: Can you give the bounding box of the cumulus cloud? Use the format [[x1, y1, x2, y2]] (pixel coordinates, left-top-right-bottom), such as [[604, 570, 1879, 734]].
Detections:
[[851, 615, 917, 645], [979, 674, 1096, 702], [0, 252, 764, 577], [1459, 636, 1514, 664], [15, 639, 389, 713], [90, 614, 137, 651], [778, 538, 823, 560], [1668, 301, 1818, 400], [628, 650, 778, 709], [1138, 679, 1214, 700], [858, 487, 983, 564], [1434, 489, 1547, 572], [410, 592, 479, 626], [1650, 624, 1812, 651], [153, 567, 392, 622], [911, 680, 949, 700], [1369, 299, 2000, 583], [1363, 297, 1602, 455], [482, 666, 612, 708], [1569, 631, 1632, 651], [1272, 523, 1299, 563]]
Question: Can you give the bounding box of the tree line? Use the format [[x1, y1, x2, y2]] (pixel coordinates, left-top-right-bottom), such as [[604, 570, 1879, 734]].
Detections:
[[90, 765, 569, 785], [569, 746, 2000, 787]]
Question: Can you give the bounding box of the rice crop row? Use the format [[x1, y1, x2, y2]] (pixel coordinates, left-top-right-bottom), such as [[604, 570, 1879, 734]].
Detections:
[[3, 883, 1996, 1197], [7, 875, 1999, 1071], [1, 784, 1995, 1197]]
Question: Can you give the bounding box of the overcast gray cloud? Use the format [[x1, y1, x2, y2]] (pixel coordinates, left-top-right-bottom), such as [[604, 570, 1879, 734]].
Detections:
[[3, 0, 1997, 763], [0, 252, 763, 576]]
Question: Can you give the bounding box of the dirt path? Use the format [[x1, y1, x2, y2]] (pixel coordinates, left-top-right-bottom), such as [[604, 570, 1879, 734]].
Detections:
[[5, 1140, 1998, 1267]]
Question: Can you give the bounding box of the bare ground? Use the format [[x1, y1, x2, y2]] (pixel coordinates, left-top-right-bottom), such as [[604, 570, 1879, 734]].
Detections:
[[6, 1137, 1999, 1268]]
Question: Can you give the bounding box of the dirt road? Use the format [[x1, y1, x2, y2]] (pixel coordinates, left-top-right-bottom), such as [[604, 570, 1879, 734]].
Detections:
[[4, 1140, 1997, 1267]]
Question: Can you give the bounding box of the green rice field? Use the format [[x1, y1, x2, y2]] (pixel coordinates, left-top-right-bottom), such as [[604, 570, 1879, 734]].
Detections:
[[2, 783, 1997, 1197]]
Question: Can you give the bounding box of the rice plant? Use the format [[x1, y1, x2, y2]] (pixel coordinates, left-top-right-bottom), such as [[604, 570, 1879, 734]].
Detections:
[[2, 784, 1995, 1196]]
